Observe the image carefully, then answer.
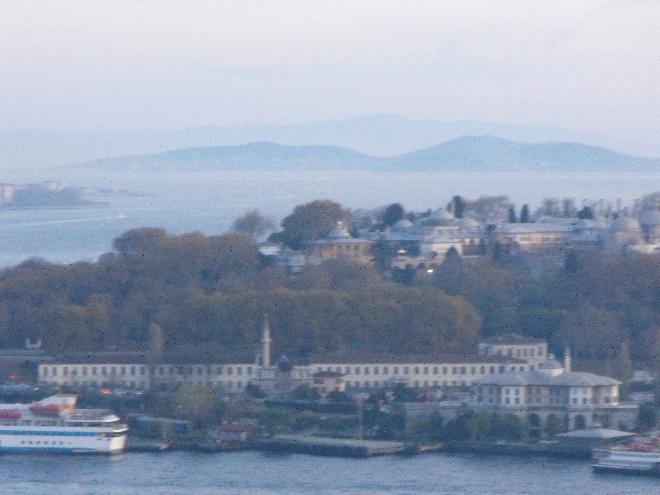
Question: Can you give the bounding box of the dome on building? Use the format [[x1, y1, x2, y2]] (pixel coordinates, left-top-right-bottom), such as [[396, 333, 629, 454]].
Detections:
[[538, 356, 564, 377], [539, 358, 563, 370], [640, 210, 660, 226], [610, 216, 641, 233], [277, 355, 293, 373], [431, 209, 456, 225], [459, 217, 480, 229], [392, 218, 414, 230], [325, 221, 352, 239]]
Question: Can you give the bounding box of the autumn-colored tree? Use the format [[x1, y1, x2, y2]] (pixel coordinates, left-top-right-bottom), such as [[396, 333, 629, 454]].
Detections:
[[278, 199, 350, 249], [230, 209, 275, 240]]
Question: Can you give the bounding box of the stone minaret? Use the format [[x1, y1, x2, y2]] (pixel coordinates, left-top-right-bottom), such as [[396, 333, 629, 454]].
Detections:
[[563, 346, 572, 373], [261, 315, 272, 368]]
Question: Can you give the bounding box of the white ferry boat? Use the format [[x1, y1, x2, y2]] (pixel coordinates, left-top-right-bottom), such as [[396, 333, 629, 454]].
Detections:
[[592, 439, 660, 476], [0, 394, 128, 454]]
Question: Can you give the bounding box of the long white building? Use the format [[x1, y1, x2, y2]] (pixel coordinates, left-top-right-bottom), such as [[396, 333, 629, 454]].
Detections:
[[37, 322, 552, 394]]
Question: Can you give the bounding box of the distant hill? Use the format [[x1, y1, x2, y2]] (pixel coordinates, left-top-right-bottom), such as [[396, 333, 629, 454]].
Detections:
[[386, 136, 660, 172], [75, 136, 660, 173], [79, 142, 378, 171], [2, 114, 656, 170]]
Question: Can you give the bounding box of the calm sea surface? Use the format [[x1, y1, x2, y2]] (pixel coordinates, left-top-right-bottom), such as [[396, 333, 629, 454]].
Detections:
[[0, 170, 659, 267], [0, 451, 655, 495]]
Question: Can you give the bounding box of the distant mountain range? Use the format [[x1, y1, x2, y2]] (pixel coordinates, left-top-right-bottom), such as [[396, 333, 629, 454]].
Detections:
[[76, 136, 660, 173], [2, 114, 657, 170]]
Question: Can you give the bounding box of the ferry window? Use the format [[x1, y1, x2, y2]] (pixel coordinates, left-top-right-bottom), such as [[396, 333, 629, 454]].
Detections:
[[227, 366, 233, 375], [470, 366, 475, 375], [480, 366, 485, 374], [414, 367, 419, 375], [393, 366, 399, 374], [364, 367, 370, 375], [354, 367, 360, 375], [433, 366, 438, 374], [423, 366, 428, 374], [92, 367, 97, 376], [197, 367, 204, 375], [110, 367, 116, 375], [120, 366, 126, 376], [404, 366, 410, 375], [237, 367, 242, 376], [383, 366, 389, 375], [43, 367, 49, 376], [52, 367, 58, 376], [460, 367, 466, 375], [71, 368, 78, 376], [216, 366, 222, 375], [63, 367, 68, 376], [82, 367, 88, 376], [140, 366, 146, 375], [344, 367, 350, 374], [247, 367, 253, 375], [373, 367, 379, 375], [130, 366, 136, 375], [451, 367, 457, 374], [101, 367, 107, 376], [442, 367, 447, 375]]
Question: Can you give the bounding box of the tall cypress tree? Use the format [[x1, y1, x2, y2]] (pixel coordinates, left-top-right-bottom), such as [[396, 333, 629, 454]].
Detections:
[[508, 206, 517, 223], [520, 204, 530, 223]]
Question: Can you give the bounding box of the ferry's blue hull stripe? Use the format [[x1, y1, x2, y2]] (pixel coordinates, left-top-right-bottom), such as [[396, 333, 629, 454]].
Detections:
[[0, 430, 98, 436], [0, 446, 121, 454]]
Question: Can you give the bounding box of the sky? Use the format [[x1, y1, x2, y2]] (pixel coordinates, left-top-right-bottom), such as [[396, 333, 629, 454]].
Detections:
[[1, 0, 659, 152]]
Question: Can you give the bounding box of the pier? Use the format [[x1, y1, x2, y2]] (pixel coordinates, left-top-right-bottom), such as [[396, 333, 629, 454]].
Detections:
[[258, 434, 409, 458]]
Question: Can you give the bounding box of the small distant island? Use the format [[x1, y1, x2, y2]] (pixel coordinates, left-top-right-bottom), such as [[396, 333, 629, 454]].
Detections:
[[0, 181, 97, 208]]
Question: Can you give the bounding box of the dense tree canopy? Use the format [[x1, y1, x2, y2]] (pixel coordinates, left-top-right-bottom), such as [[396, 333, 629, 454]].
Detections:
[[434, 252, 660, 363], [0, 228, 480, 360], [0, 203, 657, 371], [275, 199, 351, 249]]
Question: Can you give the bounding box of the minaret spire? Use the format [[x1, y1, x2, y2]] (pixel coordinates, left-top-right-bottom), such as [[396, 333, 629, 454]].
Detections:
[[261, 314, 272, 368]]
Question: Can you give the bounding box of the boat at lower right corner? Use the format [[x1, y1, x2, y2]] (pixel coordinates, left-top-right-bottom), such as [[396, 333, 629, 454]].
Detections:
[[592, 438, 660, 477]]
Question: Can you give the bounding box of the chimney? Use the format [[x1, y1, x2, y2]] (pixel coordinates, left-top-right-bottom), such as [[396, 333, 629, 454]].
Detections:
[[563, 347, 571, 373]]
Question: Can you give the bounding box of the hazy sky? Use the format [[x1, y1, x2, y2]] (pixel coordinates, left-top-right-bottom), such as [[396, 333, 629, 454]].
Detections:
[[1, 0, 658, 147]]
